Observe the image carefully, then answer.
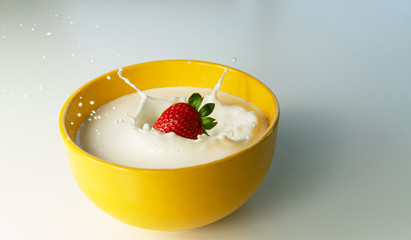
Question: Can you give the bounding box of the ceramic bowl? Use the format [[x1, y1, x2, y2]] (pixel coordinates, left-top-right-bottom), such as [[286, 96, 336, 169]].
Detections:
[[59, 60, 279, 231]]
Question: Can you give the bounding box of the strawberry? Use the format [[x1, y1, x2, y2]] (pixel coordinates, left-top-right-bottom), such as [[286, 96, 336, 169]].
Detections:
[[153, 93, 217, 140]]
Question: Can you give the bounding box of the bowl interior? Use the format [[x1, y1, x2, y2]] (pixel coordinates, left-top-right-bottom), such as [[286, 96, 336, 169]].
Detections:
[[60, 60, 279, 166]]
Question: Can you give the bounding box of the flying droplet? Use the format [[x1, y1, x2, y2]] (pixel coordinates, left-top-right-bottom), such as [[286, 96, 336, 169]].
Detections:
[[78, 102, 83, 107], [46, 32, 51, 36], [106, 76, 111, 80], [90, 101, 95, 105], [232, 57, 237, 63], [77, 113, 82, 117]]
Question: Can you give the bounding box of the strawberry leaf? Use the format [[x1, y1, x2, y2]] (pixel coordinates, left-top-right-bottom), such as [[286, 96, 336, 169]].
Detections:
[[188, 93, 203, 111], [199, 103, 215, 117], [201, 117, 217, 130]]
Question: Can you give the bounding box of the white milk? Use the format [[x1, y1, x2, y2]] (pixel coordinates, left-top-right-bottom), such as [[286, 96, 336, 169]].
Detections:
[[75, 70, 268, 169]]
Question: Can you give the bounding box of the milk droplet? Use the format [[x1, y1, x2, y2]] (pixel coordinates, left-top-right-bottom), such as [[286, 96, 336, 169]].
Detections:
[[19, 24, 23, 27], [70, 121, 74, 125], [31, 28, 35, 31], [78, 102, 83, 107], [42, 56, 46, 59], [23, 94, 27, 98], [232, 57, 237, 63], [71, 53, 76, 57], [54, 14, 58, 17], [88, 118, 92, 121], [112, 106, 116, 110], [95, 25, 99, 28], [38, 85, 43, 91], [1, 36, 5, 39], [90, 101, 95, 105], [97, 115, 101, 119], [70, 21, 74, 25], [188, 61, 191, 64], [46, 32, 51, 36], [92, 110, 96, 114], [106, 76, 111, 80], [77, 113, 82, 117], [9, 91, 13, 95], [67, 16, 71, 19], [66, 136, 71, 140], [79, 96, 82, 99]]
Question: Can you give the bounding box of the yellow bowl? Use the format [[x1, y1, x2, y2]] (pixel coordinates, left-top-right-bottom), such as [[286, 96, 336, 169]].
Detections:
[[59, 60, 280, 231]]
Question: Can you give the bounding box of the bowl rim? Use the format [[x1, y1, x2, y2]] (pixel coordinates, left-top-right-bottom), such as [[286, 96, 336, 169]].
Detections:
[[59, 59, 280, 172]]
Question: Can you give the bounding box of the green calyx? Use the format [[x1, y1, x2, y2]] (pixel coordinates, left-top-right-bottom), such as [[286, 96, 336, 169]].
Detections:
[[188, 93, 218, 136]]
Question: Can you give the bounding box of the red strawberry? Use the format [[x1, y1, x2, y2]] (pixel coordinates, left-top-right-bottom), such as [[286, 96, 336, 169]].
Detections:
[[153, 93, 217, 140]]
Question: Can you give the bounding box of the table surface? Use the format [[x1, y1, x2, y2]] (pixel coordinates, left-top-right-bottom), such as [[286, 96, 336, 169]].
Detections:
[[1, 1, 410, 239]]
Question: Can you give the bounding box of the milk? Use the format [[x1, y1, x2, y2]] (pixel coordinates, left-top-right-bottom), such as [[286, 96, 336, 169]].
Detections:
[[75, 70, 268, 169]]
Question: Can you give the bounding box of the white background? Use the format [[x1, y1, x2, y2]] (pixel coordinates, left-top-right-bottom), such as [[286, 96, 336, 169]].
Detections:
[[1, 0, 410, 239]]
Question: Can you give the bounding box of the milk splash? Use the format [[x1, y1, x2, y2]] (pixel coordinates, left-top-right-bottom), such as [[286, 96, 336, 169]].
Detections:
[[117, 67, 257, 142]]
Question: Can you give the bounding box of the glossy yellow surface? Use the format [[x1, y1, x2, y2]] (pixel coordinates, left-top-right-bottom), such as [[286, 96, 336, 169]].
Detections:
[[59, 60, 280, 231]]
